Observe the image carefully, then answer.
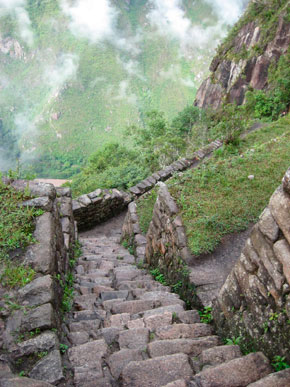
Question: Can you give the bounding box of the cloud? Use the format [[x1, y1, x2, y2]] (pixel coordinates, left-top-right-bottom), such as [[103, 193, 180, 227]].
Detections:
[[113, 80, 137, 105], [61, 0, 142, 54], [204, 0, 246, 25], [117, 56, 145, 80], [147, 0, 246, 53], [0, 0, 34, 45], [61, 0, 117, 43], [159, 64, 195, 88], [43, 53, 79, 92]]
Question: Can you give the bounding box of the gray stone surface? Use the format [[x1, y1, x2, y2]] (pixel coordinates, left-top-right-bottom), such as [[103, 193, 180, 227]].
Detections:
[[190, 352, 272, 387], [19, 276, 54, 307], [121, 353, 193, 386], [0, 378, 53, 386], [201, 345, 242, 366], [24, 213, 56, 274], [108, 349, 144, 379], [118, 328, 149, 349], [11, 332, 58, 358], [21, 304, 55, 332], [248, 368, 290, 386], [29, 350, 64, 385]]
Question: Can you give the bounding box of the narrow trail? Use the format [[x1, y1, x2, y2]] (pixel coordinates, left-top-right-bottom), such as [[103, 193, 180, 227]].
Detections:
[[67, 214, 274, 387]]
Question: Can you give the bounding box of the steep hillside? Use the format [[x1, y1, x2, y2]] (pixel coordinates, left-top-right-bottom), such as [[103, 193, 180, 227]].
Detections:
[[195, 0, 290, 109], [0, 0, 244, 178]]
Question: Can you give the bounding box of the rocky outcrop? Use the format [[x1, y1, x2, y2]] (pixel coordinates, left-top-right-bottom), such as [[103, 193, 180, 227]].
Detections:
[[195, 4, 290, 109], [0, 180, 76, 385], [213, 167, 290, 362]]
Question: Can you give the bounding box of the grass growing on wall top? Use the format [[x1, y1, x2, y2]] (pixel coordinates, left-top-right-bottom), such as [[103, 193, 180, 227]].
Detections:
[[0, 179, 43, 287], [168, 115, 290, 256]]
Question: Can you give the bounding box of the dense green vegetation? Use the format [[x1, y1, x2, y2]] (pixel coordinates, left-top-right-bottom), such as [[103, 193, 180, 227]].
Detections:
[[0, 179, 42, 288], [0, 0, 222, 177]]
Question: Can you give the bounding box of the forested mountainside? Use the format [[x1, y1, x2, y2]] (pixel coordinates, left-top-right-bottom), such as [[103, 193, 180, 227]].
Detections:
[[0, 0, 247, 178], [68, 0, 290, 197]]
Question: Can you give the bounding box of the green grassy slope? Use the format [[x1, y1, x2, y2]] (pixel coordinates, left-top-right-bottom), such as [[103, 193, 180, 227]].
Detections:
[[137, 116, 290, 256]]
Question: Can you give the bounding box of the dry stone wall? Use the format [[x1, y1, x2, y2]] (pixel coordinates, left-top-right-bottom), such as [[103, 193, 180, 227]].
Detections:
[[129, 140, 222, 197], [72, 189, 132, 231], [144, 183, 200, 306], [121, 202, 147, 264], [0, 180, 76, 386], [213, 167, 290, 362]]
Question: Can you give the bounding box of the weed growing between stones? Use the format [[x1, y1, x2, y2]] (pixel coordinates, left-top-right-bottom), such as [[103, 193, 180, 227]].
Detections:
[[56, 272, 75, 314], [271, 356, 290, 372], [122, 239, 135, 256], [199, 306, 213, 324], [224, 336, 242, 346], [149, 268, 167, 286]]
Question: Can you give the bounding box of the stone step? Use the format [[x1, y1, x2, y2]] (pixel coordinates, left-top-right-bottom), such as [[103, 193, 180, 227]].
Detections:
[[111, 299, 158, 315], [189, 352, 272, 387], [247, 368, 290, 386], [66, 215, 274, 387], [121, 353, 193, 386], [108, 349, 145, 379], [155, 323, 212, 340], [200, 345, 242, 368], [148, 336, 220, 358]]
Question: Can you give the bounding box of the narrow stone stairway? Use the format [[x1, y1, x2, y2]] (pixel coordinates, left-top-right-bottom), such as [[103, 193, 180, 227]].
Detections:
[[66, 214, 286, 387]]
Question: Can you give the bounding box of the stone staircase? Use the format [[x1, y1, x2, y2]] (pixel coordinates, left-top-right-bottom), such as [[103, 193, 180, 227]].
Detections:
[[66, 215, 290, 387]]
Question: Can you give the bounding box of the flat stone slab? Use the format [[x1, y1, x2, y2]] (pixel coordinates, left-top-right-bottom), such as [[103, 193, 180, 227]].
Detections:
[[142, 304, 185, 318], [148, 336, 220, 358], [108, 349, 144, 379], [11, 332, 58, 358], [121, 353, 193, 386], [201, 345, 242, 366], [111, 300, 157, 315], [29, 350, 64, 385], [155, 323, 212, 340], [247, 368, 290, 386], [144, 312, 172, 330], [68, 339, 108, 367], [109, 313, 131, 328], [21, 304, 55, 332], [190, 352, 272, 387], [19, 275, 54, 307], [0, 378, 53, 386], [118, 328, 149, 350]]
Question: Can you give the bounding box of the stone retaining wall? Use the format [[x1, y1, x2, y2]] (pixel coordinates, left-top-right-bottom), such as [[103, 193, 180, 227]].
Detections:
[[121, 202, 147, 264], [73, 140, 222, 231], [0, 180, 76, 386], [213, 167, 290, 362], [144, 183, 200, 307], [72, 189, 132, 231]]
